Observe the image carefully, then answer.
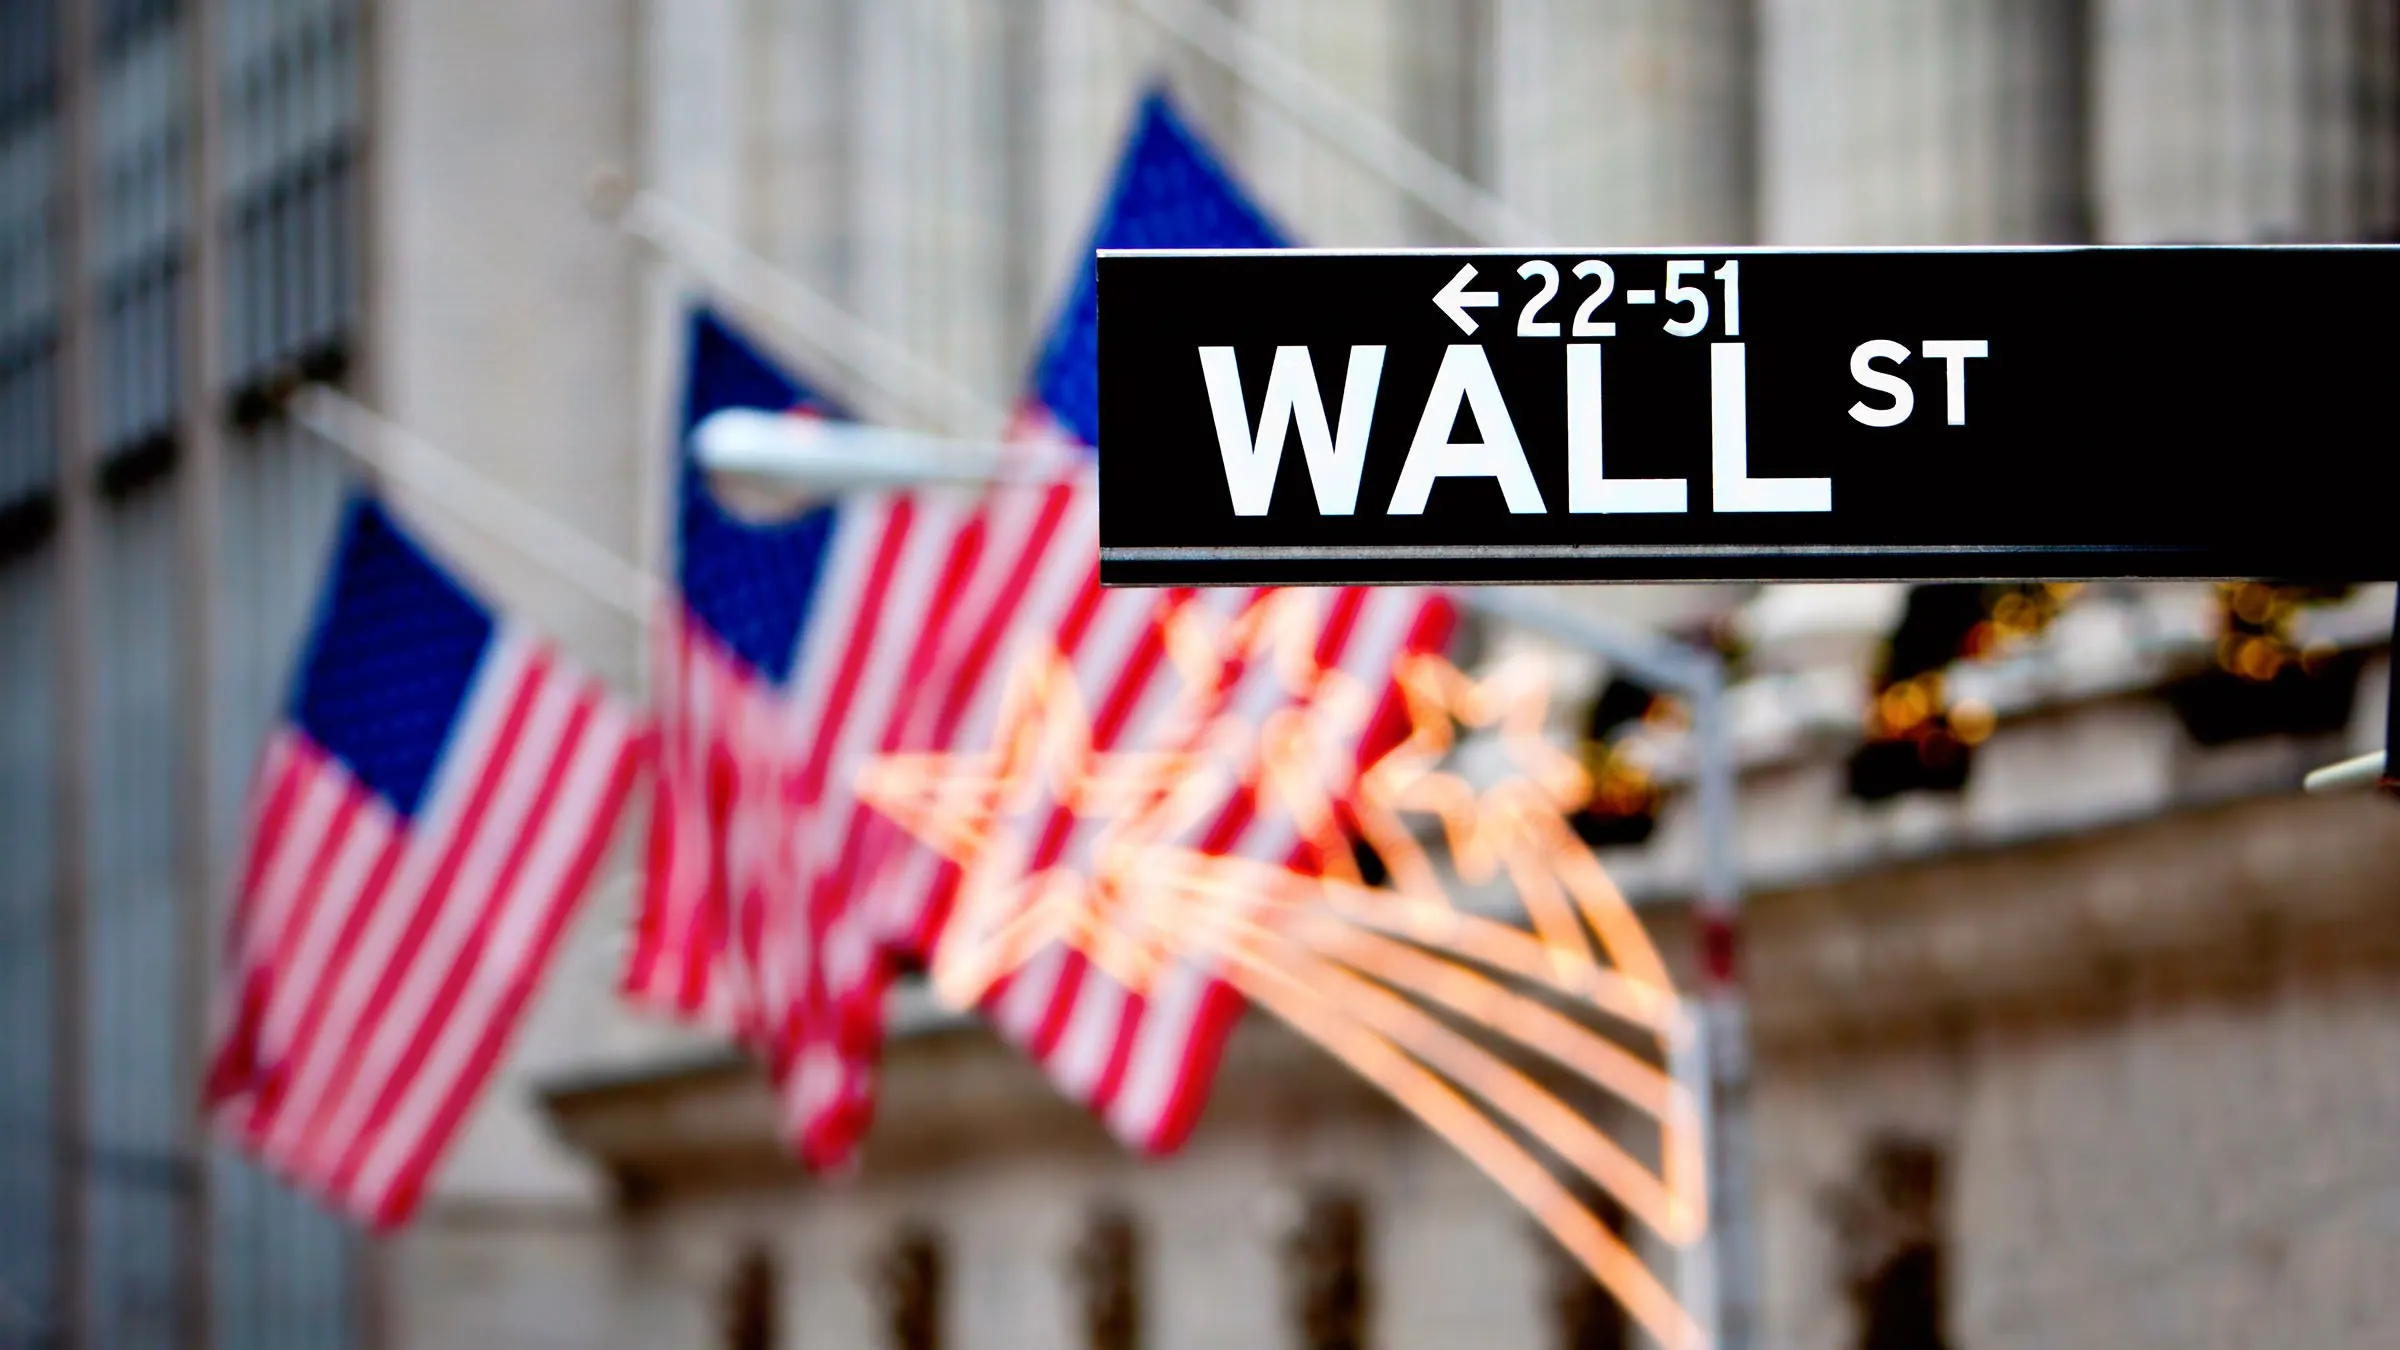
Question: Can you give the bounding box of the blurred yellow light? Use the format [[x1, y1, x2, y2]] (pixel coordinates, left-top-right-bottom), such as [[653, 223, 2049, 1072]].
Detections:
[[2233, 582, 2277, 627], [1879, 681, 1933, 734], [1948, 697, 1997, 746], [2236, 635, 2285, 683]]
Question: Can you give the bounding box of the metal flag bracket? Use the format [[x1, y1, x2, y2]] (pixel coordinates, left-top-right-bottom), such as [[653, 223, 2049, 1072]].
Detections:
[[2303, 586, 2400, 796]]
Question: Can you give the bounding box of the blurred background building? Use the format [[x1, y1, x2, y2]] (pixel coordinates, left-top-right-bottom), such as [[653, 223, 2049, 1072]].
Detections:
[[3, 2, 2400, 1349]]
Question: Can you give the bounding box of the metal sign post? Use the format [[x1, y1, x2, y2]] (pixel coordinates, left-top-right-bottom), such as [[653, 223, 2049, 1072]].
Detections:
[[1473, 588, 1755, 1350], [1093, 246, 2400, 587]]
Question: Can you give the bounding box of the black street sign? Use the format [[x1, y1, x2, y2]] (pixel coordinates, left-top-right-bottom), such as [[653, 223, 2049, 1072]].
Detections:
[[1094, 247, 2400, 586]]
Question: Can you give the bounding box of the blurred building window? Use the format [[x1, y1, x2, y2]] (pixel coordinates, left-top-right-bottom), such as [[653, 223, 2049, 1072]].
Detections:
[[1284, 1189, 1370, 1350], [872, 1221, 945, 1350], [220, 0, 359, 419], [721, 1242, 779, 1350], [91, 0, 183, 483], [0, 0, 56, 556], [822, 0, 1043, 410], [1072, 1203, 1142, 1350], [1826, 1137, 1950, 1350]]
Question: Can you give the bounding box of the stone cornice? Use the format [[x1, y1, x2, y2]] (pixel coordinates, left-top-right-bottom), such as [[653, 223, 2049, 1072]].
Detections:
[[540, 793, 2400, 1196], [1739, 791, 2400, 1058]]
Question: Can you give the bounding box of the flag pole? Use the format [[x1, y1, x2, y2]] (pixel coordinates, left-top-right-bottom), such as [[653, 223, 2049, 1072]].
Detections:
[[1122, 0, 1555, 248], [289, 387, 662, 624], [2302, 586, 2400, 796], [591, 177, 1010, 438], [1468, 589, 1752, 1350], [2306, 751, 2386, 793]]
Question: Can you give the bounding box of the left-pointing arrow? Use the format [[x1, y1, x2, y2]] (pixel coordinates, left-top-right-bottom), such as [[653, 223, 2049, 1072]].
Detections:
[[1433, 262, 1500, 335]]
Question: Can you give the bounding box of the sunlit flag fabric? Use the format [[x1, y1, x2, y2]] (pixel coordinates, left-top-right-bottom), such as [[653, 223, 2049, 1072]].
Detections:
[[205, 496, 645, 1228]]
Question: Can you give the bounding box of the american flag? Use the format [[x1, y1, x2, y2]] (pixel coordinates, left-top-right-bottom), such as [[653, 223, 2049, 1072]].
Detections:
[[626, 91, 1451, 1166], [206, 496, 646, 1228], [625, 310, 1096, 1164]]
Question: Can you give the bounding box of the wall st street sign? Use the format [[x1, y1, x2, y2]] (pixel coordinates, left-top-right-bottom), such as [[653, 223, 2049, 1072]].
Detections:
[[1094, 247, 2400, 586]]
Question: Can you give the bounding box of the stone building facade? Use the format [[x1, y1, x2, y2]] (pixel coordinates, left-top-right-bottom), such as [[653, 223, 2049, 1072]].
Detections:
[[396, 653, 2400, 1350], [6, 3, 2400, 1349]]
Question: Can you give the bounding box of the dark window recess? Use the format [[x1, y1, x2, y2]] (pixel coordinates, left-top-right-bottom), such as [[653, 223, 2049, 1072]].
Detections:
[[871, 1223, 944, 1350], [96, 429, 176, 502], [720, 1244, 778, 1350], [2164, 582, 2365, 746], [1825, 1137, 1950, 1350], [225, 138, 359, 400], [0, 489, 56, 563], [1072, 1205, 1141, 1350], [96, 248, 185, 464], [0, 0, 55, 125], [1544, 1192, 1631, 1350], [1285, 1191, 1370, 1350], [99, 0, 178, 54], [0, 322, 59, 506]]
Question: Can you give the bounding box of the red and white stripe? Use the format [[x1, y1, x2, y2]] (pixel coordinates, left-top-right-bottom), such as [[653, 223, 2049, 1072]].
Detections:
[[207, 632, 645, 1229], [921, 570, 1451, 1154], [630, 420, 1452, 1166]]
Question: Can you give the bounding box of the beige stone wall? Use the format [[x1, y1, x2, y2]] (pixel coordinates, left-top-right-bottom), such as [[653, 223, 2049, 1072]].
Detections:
[[375, 0, 650, 688], [1493, 0, 1754, 247], [2094, 0, 2400, 242], [525, 1015, 1566, 1350], [1759, 0, 2086, 244], [1748, 792, 2400, 1350], [1756, 966, 2400, 1350], [386, 1205, 626, 1350]]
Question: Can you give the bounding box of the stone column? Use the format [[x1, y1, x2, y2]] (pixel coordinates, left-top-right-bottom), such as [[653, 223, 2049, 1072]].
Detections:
[[1492, 0, 1754, 246], [2094, 0, 2400, 242], [1238, 0, 1415, 244], [1760, 0, 2087, 244]]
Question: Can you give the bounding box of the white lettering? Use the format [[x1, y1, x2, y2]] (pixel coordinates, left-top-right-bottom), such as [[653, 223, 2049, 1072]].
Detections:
[[1567, 344, 1686, 514], [1387, 345, 1547, 515], [1847, 339, 1915, 428], [1920, 339, 1989, 425], [1198, 345, 1386, 515], [1713, 343, 1831, 513]]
